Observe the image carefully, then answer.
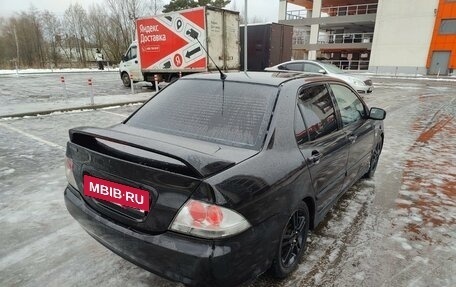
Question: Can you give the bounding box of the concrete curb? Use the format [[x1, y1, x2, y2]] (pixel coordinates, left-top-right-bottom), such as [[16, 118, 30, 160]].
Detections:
[[0, 70, 119, 77], [0, 100, 146, 119]]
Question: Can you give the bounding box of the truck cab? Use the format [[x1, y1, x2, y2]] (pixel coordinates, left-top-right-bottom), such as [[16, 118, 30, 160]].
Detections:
[[119, 42, 143, 87]]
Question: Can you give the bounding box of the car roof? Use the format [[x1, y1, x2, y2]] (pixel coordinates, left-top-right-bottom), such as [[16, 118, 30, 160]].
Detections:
[[183, 71, 335, 87], [275, 60, 324, 65]]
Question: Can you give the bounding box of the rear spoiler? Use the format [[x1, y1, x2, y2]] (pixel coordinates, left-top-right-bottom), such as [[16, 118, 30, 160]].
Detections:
[[69, 127, 235, 178]]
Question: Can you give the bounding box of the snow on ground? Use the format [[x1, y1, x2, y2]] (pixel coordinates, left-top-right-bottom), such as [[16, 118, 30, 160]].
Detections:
[[0, 77, 455, 287], [0, 67, 117, 75]]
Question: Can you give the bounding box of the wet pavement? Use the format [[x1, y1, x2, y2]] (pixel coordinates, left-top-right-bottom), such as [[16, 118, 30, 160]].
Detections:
[[0, 71, 152, 106], [0, 76, 455, 286]]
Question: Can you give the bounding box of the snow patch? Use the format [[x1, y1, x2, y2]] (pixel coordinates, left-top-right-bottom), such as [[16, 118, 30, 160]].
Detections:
[[354, 271, 365, 281], [401, 242, 413, 251], [395, 198, 413, 205], [0, 168, 15, 177]]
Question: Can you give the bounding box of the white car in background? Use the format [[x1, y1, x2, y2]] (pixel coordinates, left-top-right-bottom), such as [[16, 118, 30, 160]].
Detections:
[[265, 60, 373, 93]]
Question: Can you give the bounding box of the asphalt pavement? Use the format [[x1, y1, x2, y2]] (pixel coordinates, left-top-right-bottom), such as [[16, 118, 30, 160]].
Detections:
[[0, 73, 455, 287], [0, 71, 155, 118]]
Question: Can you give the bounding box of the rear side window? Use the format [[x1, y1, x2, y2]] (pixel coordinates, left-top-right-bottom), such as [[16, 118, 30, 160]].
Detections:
[[297, 84, 338, 141], [294, 106, 309, 145], [126, 79, 278, 150], [284, 63, 304, 71]]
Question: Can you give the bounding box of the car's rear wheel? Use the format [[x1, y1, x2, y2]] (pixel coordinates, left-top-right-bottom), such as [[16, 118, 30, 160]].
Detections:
[[270, 202, 309, 278], [364, 138, 383, 178], [121, 72, 131, 87]]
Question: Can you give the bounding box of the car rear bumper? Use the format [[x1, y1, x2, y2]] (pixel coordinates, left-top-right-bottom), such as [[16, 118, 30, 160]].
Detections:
[[64, 186, 280, 287]]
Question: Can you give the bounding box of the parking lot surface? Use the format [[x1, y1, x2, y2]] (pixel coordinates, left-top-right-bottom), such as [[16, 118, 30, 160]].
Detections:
[[0, 75, 455, 286]]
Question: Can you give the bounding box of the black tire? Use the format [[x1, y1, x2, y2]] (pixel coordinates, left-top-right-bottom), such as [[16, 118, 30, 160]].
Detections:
[[364, 138, 383, 178], [270, 202, 310, 278], [121, 72, 131, 87]]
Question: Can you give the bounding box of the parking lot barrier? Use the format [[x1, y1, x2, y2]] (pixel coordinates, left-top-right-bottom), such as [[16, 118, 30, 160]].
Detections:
[[88, 78, 94, 105], [130, 74, 134, 94], [61, 76, 68, 100], [154, 74, 159, 92]]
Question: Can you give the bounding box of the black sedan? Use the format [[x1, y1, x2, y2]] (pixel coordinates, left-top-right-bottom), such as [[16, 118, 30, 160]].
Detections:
[[64, 72, 385, 287]]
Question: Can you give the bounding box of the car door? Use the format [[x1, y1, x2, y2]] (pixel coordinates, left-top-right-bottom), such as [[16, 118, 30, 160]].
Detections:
[[329, 83, 374, 189], [295, 84, 350, 214], [303, 62, 324, 73], [122, 45, 143, 82]]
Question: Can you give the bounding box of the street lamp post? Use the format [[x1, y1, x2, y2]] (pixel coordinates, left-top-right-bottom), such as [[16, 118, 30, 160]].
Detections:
[[244, 0, 248, 72]]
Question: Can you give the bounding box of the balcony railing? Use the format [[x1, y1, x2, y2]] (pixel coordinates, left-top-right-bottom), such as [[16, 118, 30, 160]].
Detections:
[[285, 3, 377, 20], [293, 35, 310, 45], [286, 10, 310, 20], [321, 3, 378, 17], [318, 33, 374, 44]]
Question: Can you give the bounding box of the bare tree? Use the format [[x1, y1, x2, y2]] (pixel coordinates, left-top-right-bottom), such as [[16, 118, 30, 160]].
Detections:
[[150, 0, 164, 15], [41, 10, 62, 67], [2, 7, 47, 67], [0, 0, 170, 68], [64, 3, 89, 66]]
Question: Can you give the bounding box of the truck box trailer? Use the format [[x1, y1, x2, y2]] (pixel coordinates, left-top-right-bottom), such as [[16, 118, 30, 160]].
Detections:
[[119, 6, 240, 87], [240, 23, 293, 71]]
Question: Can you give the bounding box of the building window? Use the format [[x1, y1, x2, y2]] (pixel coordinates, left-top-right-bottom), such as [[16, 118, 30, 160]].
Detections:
[[439, 19, 456, 34]]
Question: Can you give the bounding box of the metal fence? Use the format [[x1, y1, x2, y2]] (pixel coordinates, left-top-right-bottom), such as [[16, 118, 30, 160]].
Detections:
[[320, 3, 378, 17], [318, 33, 374, 44], [286, 10, 310, 20]]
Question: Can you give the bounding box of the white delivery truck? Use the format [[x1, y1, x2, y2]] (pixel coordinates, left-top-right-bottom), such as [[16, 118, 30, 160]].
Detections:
[[119, 6, 240, 87]]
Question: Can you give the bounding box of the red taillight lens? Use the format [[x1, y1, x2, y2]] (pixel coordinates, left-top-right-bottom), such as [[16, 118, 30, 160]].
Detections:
[[189, 200, 207, 222], [207, 205, 223, 226], [170, 199, 251, 238], [188, 200, 223, 226]]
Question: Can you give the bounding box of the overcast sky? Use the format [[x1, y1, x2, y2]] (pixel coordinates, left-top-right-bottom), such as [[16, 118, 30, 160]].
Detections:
[[0, 0, 282, 22]]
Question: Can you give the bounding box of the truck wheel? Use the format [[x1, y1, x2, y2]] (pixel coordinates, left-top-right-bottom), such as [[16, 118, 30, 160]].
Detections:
[[270, 202, 309, 278], [121, 72, 131, 87]]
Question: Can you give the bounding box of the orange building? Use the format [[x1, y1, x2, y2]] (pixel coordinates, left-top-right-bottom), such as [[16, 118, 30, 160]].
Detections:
[[427, 0, 456, 75]]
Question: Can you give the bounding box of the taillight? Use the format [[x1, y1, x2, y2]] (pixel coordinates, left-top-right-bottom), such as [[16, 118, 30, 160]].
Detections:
[[170, 199, 251, 238], [65, 157, 78, 190]]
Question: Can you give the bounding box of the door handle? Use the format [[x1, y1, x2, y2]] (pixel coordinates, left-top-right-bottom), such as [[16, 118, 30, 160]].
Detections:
[[348, 134, 357, 142], [308, 150, 322, 164]]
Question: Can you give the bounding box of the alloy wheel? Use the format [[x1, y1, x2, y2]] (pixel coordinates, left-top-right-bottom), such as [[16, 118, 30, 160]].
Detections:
[[280, 210, 307, 268]]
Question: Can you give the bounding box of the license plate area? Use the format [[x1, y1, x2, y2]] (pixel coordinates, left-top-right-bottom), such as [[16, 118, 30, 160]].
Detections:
[[83, 175, 150, 213]]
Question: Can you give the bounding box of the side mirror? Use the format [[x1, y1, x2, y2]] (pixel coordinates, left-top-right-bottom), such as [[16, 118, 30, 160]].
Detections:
[[318, 69, 326, 74], [369, 107, 386, 120], [121, 55, 127, 62]]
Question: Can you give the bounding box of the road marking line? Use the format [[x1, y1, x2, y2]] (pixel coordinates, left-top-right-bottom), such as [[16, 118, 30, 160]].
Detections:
[[0, 123, 65, 150], [101, 110, 128, 118]]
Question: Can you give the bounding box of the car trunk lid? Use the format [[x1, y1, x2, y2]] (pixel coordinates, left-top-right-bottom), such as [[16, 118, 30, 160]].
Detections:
[[67, 125, 257, 234]]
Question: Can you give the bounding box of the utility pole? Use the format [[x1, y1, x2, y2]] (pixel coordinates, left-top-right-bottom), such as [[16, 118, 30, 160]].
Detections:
[[244, 0, 248, 72], [129, 10, 136, 42]]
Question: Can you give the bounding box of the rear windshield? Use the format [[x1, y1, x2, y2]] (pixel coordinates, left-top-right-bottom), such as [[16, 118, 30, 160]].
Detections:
[[126, 79, 278, 150]]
